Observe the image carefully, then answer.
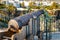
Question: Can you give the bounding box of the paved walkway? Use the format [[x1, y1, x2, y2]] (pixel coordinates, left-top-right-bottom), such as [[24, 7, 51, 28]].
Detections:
[[51, 32, 60, 40], [43, 32, 60, 40]]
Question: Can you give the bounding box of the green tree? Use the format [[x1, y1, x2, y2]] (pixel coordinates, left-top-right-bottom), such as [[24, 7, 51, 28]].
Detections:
[[51, 2, 58, 9], [0, 4, 6, 9], [6, 5, 17, 19], [29, 2, 37, 9]]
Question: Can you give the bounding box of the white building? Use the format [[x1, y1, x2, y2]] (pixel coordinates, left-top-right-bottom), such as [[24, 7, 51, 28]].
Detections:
[[1, 0, 60, 8]]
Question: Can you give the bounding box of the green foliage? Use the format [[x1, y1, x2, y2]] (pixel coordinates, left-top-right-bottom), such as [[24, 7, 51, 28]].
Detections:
[[45, 6, 53, 10], [29, 2, 40, 9], [45, 2, 60, 10], [51, 2, 59, 9], [0, 4, 6, 9], [7, 5, 16, 12], [57, 4, 60, 9], [0, 10, 10, 28], [0, 4, 17, 28], [0, 16, 9, 28]]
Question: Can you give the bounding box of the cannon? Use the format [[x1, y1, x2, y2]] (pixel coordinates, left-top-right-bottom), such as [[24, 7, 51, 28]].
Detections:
[[8, 10, 44, 32]]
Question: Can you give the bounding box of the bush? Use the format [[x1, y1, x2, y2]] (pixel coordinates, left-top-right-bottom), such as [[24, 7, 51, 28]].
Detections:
[[51, 2, 58, 9], [0, 4, 6, 9]]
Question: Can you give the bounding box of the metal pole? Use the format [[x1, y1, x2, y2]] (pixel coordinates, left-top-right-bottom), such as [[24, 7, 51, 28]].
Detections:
[[32, 18, 35, 35], [49, 19, 52, 40], [46, 18, 48, 40], [26, 18, 33, 40], [37, 16, 40, 38], [44, 14, 48, 40], [26, 25, 30, 40]]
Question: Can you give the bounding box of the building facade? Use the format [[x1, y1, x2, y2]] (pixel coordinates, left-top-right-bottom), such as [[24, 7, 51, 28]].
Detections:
[[1, 0, 60, 8]]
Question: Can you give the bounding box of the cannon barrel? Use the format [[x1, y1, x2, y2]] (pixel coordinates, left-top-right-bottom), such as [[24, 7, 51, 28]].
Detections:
[[8, 10, 44, 32]]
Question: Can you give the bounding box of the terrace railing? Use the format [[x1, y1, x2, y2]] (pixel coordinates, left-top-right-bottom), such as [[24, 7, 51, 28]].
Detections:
[[1, 10, 60, 40]]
